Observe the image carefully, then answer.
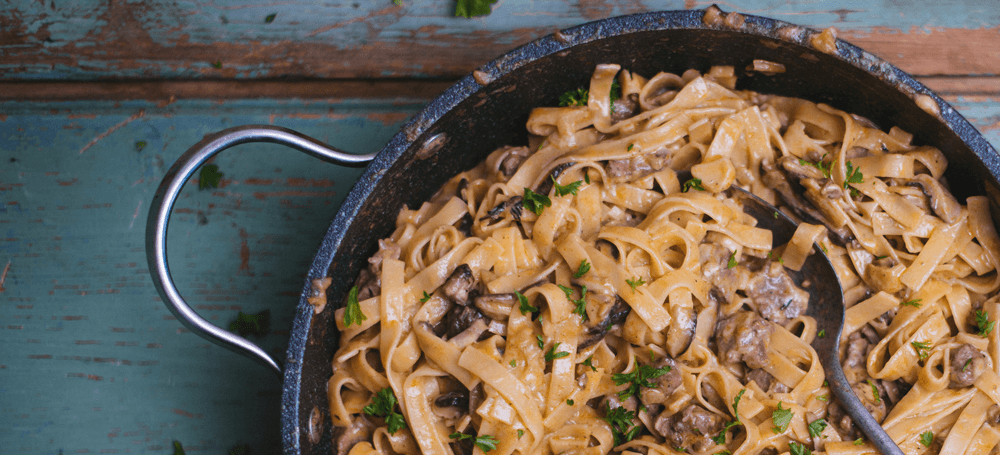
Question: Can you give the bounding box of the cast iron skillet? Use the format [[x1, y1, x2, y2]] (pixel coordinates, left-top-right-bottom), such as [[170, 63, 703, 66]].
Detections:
[[147, 6, 1000, 455]]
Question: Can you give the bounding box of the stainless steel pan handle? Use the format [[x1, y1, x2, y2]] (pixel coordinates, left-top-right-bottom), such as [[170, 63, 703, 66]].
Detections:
[[145, 125, 376, 379]]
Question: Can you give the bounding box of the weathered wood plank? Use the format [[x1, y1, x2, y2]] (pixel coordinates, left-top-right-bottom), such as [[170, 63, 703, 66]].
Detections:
[[1, 0, 997, 81]]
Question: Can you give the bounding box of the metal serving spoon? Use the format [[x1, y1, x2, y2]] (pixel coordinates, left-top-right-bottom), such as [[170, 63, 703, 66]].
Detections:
[[729, 186, 903, 455]]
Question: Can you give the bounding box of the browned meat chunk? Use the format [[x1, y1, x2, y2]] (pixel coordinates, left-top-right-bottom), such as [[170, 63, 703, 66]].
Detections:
[[950, 344, 987, 388], [746, 368, 789, 394], [747, 261, 809, 326], [715, 311, 774, 370], [607, 156, 654, 183], [639, 357, 683, 406], [332, 415, 375, 455], [654, 405, 726, 453], [611, 93, 640, 123], [442, 264, 475, 305], [699, 243, 749, 302]]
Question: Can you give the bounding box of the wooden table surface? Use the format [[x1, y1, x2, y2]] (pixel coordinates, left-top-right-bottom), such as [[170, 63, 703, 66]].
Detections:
[[1, 1, 998, 453]]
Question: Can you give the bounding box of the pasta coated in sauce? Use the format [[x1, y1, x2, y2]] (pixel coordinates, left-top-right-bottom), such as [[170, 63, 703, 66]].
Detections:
[[328, 64, 1000, 455]]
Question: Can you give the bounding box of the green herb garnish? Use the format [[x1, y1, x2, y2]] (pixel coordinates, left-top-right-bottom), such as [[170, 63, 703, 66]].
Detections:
[[771, 401, 793, 433], [517, 429, 524, 439], [454, 0, 497, 18], [964, 358, 973, 372], [228, 309, 271, 337], [808, 419, 827, 438], [566, 399, 574, 405], [199, 164, 224, 189], [919, 431, 933, 447], [510, 359, 516, 367], [522, 188, 551, 215], [536, 335, 544, 349], [135, 141, 147, 151], [211, 60, 222, 69], [866, 379, 881, 404], [789, 441, 812, 455], [265, 13, 276, 23], [798, 155, 832, 178], [854, 438, 864, 445], [419, 291, 431, 303], [364, 388, 407, 434], [900, 298, 922, 308], [574, 259, 591, 278], [626, 276, 645, 293], [603, 404, 641, 446], [727, 250, 737, 269], [816, 394, 828, 402], [682, 178, 705, 192], [545, 342, 570, 362], [612, 364, 671, 400], [911, 341, 931, 360], [449, 433, 499, 452], [976, 309, 995, 337], [558, 88, 588, 107], [173, 441, 186, 455], [516, 290, 538, 315], [817, 329, 825, 338], [583, 356, 597, 372], [343, 286, 367, 327], [552, 177, 583, 196]]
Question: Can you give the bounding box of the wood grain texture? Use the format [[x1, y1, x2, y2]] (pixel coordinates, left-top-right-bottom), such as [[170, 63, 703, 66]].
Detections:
[[1, 0, 997, 81]]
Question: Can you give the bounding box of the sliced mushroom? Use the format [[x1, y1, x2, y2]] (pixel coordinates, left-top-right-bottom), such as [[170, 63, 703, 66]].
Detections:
[[473, 293, 517, 320], [950, 344, 987, 388], [534, 161, 576, 196], [481, 196, 523, 223], [910, 174, 961, 224], [497, 146, 531, 178], [442, 264, 476, 305], [445, 305, 488, 341], [332, 415, 375, 455], [579, 295, 631, 349], [638, 357, 682, 406]]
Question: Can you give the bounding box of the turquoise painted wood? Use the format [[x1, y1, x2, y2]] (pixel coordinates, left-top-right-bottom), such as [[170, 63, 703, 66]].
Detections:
[[0, 98, 425, 453], [1, 0, 998, 80]]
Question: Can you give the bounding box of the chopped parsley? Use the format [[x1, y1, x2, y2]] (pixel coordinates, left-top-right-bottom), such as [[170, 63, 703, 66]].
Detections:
[[574, 259, 591, 278], [821, 243, 829, 254], [582, 356, 597, 372], [712, 389, 747, 444], [815, 394, 828, 402], [875, 255, 888, 260], [135, 141, 147, 151], [228, 309, 271, 337], [773, 211, 779, 218], [771, 402, 793, 433], [789, 441, 811, 455], [808, 418, 827, 438], [625, 276, 645, 293], [627, 144, 634, 152], [536, 335, 544, 349], [919, 431, 933, 447], [732, 389, 746, 417], [854, 438, 864, 445], [343, 286, 367, 327], [603, 403, 640, 446], [844, 161, 863, 196], [515, 290, 538, 315], [612, 364, 671, 400], [682, 178, 705, 192], [572, 286, 589, 320], [866, 379, 881, 404], [976, 309, 995, 337], [449, 433, 499, 452], [558, 88, 588, 107], [727, 250, 737, 269], [567, 399, 575, 405], [264, 13, 276, 23], [552, 177, 583, 196], [454, 0, 497, 18], [545, 342, 570, 362], [199, 164, 224, 189], [517, 429, 524, 439], [173, 441, 186, 455], [799, 154, 832, 178], [419, 291, 431, 303], [211, 60, 222, 69], [364, 388, 407, 434], [522, 188, 551, 215], [584, 172, 590, 184], [900, 298, 922, 308], [510, 359, 516, 367], [817, 329, 825, 338], [911, 341, 931, 360], [964, 358, 973, 372]]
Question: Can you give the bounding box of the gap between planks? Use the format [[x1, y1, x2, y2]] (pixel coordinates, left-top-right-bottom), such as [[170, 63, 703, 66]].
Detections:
[[0, 77, 996, 102]]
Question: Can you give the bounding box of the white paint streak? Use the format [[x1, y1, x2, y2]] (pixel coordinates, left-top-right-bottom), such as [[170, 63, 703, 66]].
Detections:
[[129, 200, 142, 230], [78, 110, 146, 154]]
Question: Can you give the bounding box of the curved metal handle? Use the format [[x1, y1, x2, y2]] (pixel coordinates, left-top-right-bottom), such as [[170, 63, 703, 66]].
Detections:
[[145, 125, 377, 379]]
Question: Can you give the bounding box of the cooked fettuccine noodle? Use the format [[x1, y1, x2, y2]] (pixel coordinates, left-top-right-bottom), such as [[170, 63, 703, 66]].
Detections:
[[326, 64, 1000, 455]]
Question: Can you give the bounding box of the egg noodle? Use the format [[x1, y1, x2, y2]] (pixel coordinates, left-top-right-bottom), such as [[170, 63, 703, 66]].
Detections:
[[323, 64, 1000, 455]]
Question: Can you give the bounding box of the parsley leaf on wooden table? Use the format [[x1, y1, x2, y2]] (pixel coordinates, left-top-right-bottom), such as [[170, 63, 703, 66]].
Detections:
[[455, 0, 496, 17], [228, 309, 271, 337], [198, 163, 224, 189]]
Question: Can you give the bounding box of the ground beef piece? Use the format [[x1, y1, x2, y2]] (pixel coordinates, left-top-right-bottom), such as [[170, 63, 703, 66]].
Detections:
[[714, 311, 774, 370], [747, 260, 809, 326], [639, 357, 683, 406], [950, 344, 987, 388], [654, 405, 726, 453], [700, 243, 749, 301], [746, 368, 789, 394]]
